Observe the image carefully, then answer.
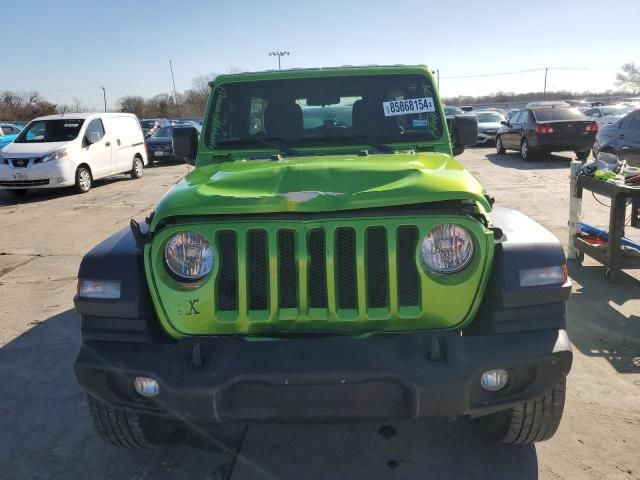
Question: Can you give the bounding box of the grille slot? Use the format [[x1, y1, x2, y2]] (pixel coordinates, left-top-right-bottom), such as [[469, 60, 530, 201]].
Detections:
[[397, 226, 420, 307], [0, 179, 49, 187], [214, 223, 423, 318], [335, 227, 357, 309], [278, 230, 297, 309], [217, 231, 238, 311], [308, 229, 328, 308], [366, 227, 388, 308], [247, 230, 268, 311]]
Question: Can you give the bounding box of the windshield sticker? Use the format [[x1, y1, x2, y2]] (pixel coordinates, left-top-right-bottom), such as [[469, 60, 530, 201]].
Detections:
[[412, 119, 428, 128], [383, 97, 435, 117], [64, 123, 80, 128]]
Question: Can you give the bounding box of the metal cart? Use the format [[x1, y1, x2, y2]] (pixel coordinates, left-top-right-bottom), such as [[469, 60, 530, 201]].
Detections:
[[569, 165, 640, 281]]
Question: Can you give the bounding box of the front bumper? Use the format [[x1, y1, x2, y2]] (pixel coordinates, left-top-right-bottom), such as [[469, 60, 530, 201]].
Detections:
[[477, 131, 497, 144], [0, 158, 76, 189], [75, 328, 572, 423]]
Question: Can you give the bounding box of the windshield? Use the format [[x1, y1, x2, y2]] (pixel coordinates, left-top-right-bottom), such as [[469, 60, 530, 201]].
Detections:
[[444, 107, 464, 115], [476, 112, 505, 123], [601, 105, 634, 116], [15, 119, 84, 143], [533, 108, 587, 121], [205, 74, 444, 152], [153, 126, 173, 138]]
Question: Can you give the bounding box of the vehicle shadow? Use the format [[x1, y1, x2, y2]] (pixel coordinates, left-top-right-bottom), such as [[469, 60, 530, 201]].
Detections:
[[567, 262, 640, 374], [0, 309, 539, 479], [0, 176, 132, 206], [485, 152, 573, 170]]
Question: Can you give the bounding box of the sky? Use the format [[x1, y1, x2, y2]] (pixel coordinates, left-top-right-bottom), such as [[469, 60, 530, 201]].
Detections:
[[3, 0, 639, 109]]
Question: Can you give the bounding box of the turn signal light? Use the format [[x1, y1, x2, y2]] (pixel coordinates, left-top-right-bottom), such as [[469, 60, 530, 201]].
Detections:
[[584, 122, 598, 133], [535, 123, 554, 135]]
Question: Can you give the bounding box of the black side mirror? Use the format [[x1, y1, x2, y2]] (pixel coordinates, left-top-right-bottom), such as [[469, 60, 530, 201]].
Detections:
[[450, 114, 478, 156], [172, 127, 198, 165], [500, 120, 508, 126]]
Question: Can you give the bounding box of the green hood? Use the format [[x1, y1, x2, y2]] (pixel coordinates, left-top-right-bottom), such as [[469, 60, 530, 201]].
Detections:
[[150, 152, 489, 230]]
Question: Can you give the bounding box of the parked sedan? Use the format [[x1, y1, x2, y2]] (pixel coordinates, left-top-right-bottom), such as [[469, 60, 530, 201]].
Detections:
[[0, 123, 22, 150], [593, 110, 640, 167], [496, 104, 597, 161], [584, 104, 635, 128], [140, 118, 170, 137], [145, 124, 201, 164], [475, 111, 506, 145]]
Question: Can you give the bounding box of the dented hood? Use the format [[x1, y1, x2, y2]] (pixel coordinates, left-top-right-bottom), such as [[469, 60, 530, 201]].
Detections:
[[150, 152, 489, 230]]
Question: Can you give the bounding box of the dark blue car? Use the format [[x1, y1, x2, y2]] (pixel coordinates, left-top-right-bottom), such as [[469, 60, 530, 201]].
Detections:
[[145, 124, 201, 164]]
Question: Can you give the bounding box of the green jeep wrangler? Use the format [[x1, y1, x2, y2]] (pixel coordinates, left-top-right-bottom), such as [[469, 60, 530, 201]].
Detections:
[[74, 65, 572, 448]]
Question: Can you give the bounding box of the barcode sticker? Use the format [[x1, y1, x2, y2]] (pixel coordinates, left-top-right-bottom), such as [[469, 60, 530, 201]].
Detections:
[[383, 97, 435, 117]]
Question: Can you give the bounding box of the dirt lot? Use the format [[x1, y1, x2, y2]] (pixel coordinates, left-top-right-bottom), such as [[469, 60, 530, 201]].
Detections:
[[1, 149, 638, 480]]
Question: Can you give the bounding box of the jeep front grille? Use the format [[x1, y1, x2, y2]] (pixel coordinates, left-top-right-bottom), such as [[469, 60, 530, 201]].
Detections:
[[215, 225, 421, 319]]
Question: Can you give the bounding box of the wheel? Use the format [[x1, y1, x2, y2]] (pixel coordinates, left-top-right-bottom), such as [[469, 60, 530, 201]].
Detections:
[[476, 376, 566, 444], [75, 167, 92, 193], [520, 139, 535, 161], [603, 268, 614, 281], [131, 156, 144, 179], [87, 395, 176, 448], [575, 150, 591, 161], [496, 136, 506, 154], [8, 189, 28, 197]]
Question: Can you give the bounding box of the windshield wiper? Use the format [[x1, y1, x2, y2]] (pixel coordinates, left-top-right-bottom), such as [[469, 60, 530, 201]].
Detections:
[[300, 134, 396, 154], [217, 136, 300, 157]]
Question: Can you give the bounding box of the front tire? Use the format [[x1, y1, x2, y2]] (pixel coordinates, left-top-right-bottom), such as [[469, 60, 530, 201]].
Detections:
[[75, 167, 92, 193], [477, 376, 566, 444], [87, 395, 176, 448], [131, 156, 144, 179], [496, 136, 506, 154]]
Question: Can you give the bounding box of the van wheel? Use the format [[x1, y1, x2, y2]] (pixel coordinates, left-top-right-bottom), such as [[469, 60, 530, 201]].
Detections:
[[476, 376, 566, 444], [496, 136, 506, 154], [87, 395, 176, 448], [75, 167, 92, 193], [131, 157, 144, 179]]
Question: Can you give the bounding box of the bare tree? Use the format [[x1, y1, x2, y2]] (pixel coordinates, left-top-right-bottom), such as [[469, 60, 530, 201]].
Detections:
[[72, 97, 84, 113], [616, 63, 640, 94]]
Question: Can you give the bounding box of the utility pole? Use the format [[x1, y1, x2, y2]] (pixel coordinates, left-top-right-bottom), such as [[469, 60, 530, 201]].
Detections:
[[169, 59, 181, 118], [101, 87, 107, 112], [543, 67, 548, 100], [269, 51, 290, 70]]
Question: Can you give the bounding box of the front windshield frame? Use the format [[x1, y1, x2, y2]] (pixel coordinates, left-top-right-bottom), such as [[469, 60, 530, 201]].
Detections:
[[14, 119, 85, 144], [204, 73, 445, 153]]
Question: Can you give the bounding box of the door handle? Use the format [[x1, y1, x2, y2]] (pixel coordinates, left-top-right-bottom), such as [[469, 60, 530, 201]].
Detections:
[[105, 142, 110, 147], [117, 138, 121, 146]]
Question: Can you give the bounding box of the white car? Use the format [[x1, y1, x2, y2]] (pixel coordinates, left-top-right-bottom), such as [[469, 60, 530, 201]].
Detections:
[[475, 110, 507, 145], [584, 104, 636, 128], [0, 113, 148, 196]]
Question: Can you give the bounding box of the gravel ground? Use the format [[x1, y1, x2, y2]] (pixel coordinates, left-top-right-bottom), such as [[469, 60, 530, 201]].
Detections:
[[0, 149, 638, 480]]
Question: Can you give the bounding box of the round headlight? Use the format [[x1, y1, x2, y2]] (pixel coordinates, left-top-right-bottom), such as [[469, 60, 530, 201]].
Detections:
[[420, 224, 474, 274], [165, 231, 214, 281]]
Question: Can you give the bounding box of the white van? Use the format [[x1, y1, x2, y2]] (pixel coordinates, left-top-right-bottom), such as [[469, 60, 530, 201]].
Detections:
[[0, 113, 148, 195]]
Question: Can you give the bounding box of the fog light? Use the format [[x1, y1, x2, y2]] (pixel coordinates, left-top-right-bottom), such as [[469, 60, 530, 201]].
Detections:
[[480, 369, 509, 391], [57, 177, 64, 183], [133, 377, 160, 397]]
